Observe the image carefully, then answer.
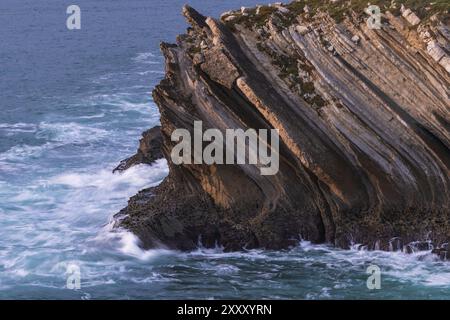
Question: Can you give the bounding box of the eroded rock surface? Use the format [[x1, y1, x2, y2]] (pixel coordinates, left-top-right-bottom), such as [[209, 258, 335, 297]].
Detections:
[[116, 2, 450, 255], [113, 126, 163, 173]]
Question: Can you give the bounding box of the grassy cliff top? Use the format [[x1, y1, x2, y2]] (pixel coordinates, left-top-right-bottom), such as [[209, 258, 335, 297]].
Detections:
[[222, 0, 450, 27]]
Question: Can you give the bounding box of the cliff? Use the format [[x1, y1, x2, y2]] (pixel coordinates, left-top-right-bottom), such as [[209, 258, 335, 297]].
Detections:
[[115, 1, 450, 256]]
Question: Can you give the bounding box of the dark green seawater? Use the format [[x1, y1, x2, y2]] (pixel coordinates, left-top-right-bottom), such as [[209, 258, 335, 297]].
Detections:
[[1, 0, 449, 299]]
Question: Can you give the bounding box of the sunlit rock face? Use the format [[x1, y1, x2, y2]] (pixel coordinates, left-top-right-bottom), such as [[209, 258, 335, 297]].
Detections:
[[116, 2, 450, 254]]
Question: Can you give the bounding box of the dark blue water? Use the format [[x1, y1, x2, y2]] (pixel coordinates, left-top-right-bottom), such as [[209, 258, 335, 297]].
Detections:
[[1, 0, 450, 299]]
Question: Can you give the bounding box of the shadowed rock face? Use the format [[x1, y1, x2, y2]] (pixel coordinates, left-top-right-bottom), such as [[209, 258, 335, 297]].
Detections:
[[113, 126, 163, 173], [116, 2, 450, 254]]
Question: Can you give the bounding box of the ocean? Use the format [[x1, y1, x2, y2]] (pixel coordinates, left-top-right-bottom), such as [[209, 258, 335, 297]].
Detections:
[[1, 0, 449, 299]]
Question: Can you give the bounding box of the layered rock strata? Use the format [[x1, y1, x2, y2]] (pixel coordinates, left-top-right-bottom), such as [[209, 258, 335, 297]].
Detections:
[[116, 1, 450, 255]]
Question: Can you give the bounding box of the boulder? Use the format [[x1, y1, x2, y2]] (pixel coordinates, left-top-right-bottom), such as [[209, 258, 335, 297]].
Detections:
[[200, 48, 240, 89], [351, 35, 360, 44], [296, 25, 309, 36], [402, 8, 421, 26], [427, 41, 445, 62]]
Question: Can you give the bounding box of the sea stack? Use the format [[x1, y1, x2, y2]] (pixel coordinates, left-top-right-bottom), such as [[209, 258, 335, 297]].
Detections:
[[115, 2, 450, 256]]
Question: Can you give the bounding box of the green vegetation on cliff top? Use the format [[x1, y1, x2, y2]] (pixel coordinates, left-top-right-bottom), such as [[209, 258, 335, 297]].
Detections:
[[223, 0, 449, 27]]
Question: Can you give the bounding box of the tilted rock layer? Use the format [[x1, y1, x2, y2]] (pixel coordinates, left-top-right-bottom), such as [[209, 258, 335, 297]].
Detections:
[[116, 1, 450, 254]]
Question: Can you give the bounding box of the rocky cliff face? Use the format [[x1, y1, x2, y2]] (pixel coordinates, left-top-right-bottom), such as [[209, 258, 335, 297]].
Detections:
[[116, 1, 450, 255]]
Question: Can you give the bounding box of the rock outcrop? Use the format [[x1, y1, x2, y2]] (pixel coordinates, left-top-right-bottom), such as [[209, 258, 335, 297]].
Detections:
[[116, 1, 450, 255], [113, 126, 164, 173]]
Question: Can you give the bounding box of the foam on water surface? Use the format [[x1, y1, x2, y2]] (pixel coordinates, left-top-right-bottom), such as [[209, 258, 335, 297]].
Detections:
[[1, 0, 449, 300]]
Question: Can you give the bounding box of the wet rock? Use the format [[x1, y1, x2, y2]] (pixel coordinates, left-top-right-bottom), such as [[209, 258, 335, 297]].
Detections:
[[389, 238, 403, 252], [373, 240, 382, 251], [404, 241, 433, 253], [356, 244, 369, 251], [433, 244, 449, 260], [113, 126, 163, 173]]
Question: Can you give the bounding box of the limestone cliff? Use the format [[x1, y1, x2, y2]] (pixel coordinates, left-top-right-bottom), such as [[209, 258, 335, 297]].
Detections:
[[115, 1, 450, 256]]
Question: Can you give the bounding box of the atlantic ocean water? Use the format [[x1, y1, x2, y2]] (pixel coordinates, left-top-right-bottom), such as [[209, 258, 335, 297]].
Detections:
[[1, 0, 450, 299]]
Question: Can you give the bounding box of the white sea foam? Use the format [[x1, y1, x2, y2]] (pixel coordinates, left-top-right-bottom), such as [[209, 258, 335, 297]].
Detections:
[[214, 264, 240, 275], [295, 241, 450, 288], [0, 142, 54, 161], [35, 122, 108, 143], [82, 92, 159, 117], [0, 122, 109, 163], [0, 122, 37, 133], [132, 52, 162, 65], [100, 226, 176, 262], [175, 240, 450, 290], [0, 158, 169, 284], [130, 273, 175, 283], [117, 232, 163, 261], [77, 113, 106, 119], [424, 273, 450, 286], [137, 70, 165, 76], [50, 160, 168, 190], [50, 159, 170, 260]]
